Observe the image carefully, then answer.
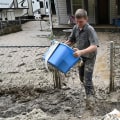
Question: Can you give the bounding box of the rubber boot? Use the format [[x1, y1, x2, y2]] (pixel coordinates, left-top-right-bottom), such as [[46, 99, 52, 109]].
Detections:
[[86, 95, 95, 111]]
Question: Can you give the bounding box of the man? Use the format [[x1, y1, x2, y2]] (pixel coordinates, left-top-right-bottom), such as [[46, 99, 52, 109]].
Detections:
[[65, 9, 99, 110]]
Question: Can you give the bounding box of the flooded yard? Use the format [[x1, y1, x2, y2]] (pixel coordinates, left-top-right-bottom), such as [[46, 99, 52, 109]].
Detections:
[[0, 21, 119, 120]]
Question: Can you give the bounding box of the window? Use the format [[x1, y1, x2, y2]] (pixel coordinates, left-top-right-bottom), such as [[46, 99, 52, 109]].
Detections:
[[46, 2, 48, 8], [40, 1, 44, 8], [66, 0, 72, 15], [118, 0, 120, 15], [84, 0, 88, 14], [72, 0, 83, 14]]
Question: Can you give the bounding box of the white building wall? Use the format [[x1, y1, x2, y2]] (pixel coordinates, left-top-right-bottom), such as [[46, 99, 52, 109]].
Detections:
[[14, 9, 28, 17], [7, 10, 15, 20], [0, 10, 15, 21]]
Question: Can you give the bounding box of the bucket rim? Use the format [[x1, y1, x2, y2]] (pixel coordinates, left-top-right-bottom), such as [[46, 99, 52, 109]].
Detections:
[[60, 43, 74, 51]]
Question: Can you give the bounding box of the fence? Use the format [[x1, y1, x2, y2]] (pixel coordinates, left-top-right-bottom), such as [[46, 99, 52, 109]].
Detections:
[[110, 41, 120, 92], [0, 20, 22, 35]]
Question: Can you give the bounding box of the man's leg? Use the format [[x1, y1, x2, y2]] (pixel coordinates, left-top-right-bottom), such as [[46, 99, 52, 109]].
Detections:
[[78, 63, 84, 83], [83, 57, 96, 110]]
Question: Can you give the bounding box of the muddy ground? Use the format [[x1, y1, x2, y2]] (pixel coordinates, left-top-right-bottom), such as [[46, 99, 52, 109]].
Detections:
[[0, 21, 119, 120]]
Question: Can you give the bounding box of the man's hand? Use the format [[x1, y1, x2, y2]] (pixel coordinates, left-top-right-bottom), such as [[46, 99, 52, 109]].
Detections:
[[73, 48, 84, 57], [65, 40, 74, 46], [73, 45, 97, 57]]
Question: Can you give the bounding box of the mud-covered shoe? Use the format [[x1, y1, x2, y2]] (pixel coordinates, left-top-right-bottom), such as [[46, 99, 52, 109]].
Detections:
[[86, 95, 95, 111]]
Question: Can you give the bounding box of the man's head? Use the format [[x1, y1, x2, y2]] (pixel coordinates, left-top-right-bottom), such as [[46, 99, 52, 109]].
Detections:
[[75, 9, 88, 28]]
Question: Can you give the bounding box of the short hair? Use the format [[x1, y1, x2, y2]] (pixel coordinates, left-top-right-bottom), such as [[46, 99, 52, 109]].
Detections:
[[75, 9, 88, 19]]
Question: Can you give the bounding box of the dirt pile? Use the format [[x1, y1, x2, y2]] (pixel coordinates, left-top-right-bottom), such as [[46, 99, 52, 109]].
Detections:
[[0, 109, 54, 120]]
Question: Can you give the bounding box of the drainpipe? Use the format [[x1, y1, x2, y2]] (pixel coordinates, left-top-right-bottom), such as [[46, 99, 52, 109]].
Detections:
[[48, 0, 53, 31]]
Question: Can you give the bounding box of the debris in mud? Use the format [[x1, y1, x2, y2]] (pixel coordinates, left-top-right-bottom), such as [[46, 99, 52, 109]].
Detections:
[[7, 55, 12, 57], [102, 109, 120, 120], [21, 55, 28, 58], [0, 108, 54, 120], [64, 106, 72, 112], [17, 63, 26, 67], [9, 51, 18, 53], [7, 71, 19, 74], [0, 79, 3, 82], [26, 68, 36, 72], [0, 54, 4, 56], [34, 87, 47, 93], [36, 35, 48, 38]]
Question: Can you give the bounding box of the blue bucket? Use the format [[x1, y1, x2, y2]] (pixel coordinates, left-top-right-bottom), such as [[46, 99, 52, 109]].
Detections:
[[44, 43, 80, 73]]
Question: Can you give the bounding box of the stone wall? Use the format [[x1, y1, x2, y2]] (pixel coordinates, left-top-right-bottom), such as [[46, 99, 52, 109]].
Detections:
[[0, 25, 22, 36]]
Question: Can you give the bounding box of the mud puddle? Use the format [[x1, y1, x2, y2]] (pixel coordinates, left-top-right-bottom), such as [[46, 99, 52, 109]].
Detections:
[[0, 85, 120, 119], [0, 32, 120, 119]]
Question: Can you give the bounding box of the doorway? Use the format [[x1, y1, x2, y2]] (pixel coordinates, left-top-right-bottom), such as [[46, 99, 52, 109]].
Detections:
[[96, 0, 109, 24], [51, 0, 56, 14], [84, 0, 88, 14]]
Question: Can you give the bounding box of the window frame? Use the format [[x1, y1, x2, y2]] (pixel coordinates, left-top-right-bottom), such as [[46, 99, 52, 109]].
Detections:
[[71, 0, 83, 15], [40, 1, 44, 8]]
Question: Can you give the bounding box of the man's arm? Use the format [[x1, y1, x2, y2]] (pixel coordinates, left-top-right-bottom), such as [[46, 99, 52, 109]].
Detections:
[[65, 26, 76, 46], [74, 26, 99, 57], [74, 45, 97, 57]]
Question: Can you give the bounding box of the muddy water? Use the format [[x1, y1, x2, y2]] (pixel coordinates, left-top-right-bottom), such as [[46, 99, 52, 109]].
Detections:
[[0, 84, 120, 119]]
